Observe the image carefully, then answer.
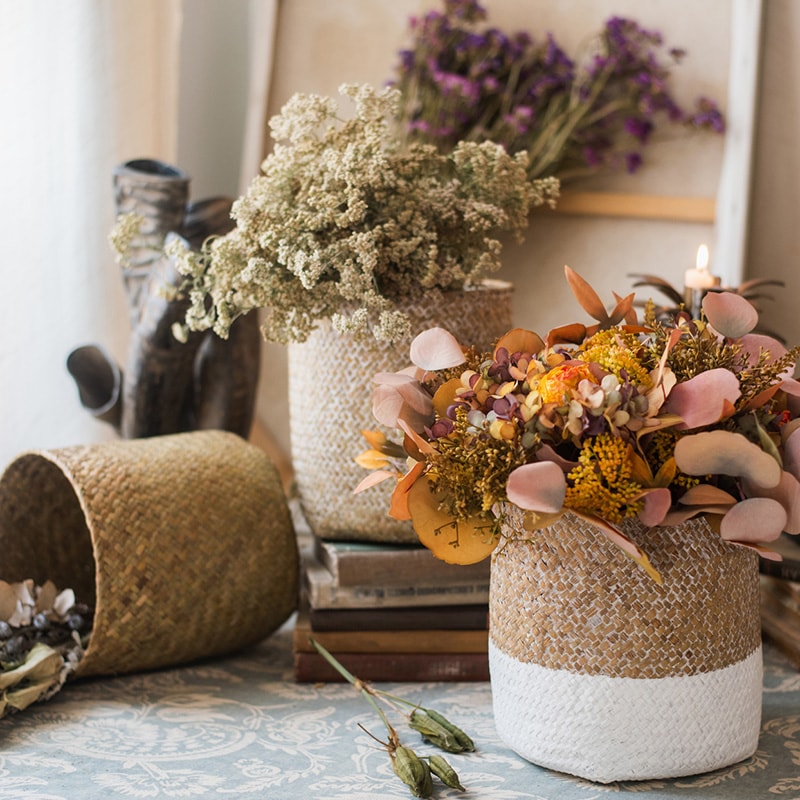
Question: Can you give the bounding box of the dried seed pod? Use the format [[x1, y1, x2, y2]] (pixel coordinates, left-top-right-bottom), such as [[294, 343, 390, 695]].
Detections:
[[424, 708, 476, 752], [392, 745, 434, 798], [408, 709, 463, 753], [428, 754, 466, 791]]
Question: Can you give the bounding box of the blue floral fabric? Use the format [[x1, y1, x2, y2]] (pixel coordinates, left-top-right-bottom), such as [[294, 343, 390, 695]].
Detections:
[[0, 619, 798, 799]]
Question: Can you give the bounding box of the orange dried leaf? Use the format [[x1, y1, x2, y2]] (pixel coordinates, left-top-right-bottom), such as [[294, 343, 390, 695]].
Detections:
[[407, 476, 497, 564], [432, 378, 463, 418], [354, 449, 389, 470], [494, 328, 544, 357], [388, 461, 425, 520]]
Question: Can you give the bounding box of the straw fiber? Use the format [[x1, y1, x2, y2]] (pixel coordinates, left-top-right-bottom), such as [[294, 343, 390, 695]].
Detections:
[[490, 507, 761, 678], [289, 281, 513, 542], [0, 430, 298, 678]]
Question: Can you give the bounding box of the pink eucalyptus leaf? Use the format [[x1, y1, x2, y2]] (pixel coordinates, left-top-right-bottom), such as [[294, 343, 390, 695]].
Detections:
[[661, 507, 706, 526], [506, 462, 566, 513], [783, 426, 800, 480], [747, 543, 783, 562], [534, 444, 578, 472], [354, 470, 396, 494], [702, 291, 759, 339], [664, 369, 740, 429], [742, 470, 800, 534], [397, 381, 434, 414], [410, 327, 465, 371], [372, 377, 433, 432], [739, 333, 789, 368], [780, 377, 800, 397], [372, 385, 405, 428], [719, 497, 786, 544], [373, 365, 425, 385], [636, 487, 672, 526], [674, 430, 781, 489], [678, 484, 738, 507]]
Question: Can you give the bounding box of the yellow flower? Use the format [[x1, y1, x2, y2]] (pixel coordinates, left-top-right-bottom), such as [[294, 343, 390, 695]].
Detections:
[[564, 434, 644, 522]]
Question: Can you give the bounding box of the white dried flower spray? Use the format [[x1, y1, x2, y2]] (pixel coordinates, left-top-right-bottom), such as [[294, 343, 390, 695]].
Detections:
[[172, 83, 558, 344]]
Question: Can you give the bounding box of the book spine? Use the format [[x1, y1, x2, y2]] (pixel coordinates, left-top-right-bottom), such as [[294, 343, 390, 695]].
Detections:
[[761, 587, 800, 668], [293, 651, 490, 683], [308, 605, 489, 632], [302, 546, 489, 609], [315, 539, 490, 587], [304, 576, 490, 609], [760, 557, 800, 583], [294, 625, 488, 654]]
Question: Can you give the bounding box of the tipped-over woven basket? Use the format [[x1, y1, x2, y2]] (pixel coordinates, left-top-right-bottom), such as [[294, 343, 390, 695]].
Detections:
[[0, 430, 298, 678], [489, 507, 762, 783], [289, 280, 513, 543]]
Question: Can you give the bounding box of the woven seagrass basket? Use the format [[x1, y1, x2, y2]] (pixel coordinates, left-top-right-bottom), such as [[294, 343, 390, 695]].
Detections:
[[0, 430, 298, 678], [288, 281, 513, 543], [489, 507, 763, 783]]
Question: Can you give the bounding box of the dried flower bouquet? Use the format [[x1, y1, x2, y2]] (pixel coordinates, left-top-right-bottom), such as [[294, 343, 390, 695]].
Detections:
[[358, 268, 800, 581], [390, 0, 725, 182]]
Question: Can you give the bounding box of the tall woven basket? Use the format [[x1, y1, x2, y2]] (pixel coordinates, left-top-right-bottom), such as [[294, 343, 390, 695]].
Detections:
[[489, 507, 762, 783], [288, 281, 512, 542], [0, 431, 298, 678]]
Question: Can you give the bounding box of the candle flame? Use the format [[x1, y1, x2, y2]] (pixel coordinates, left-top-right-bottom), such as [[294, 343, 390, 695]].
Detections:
[[696, 244, 709, 271]]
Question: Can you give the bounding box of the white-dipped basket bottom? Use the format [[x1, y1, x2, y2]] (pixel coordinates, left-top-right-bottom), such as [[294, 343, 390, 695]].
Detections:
[[489, 640, 763, 783]]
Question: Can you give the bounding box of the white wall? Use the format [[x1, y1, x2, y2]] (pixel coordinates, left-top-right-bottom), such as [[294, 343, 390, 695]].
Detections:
[[4, 0, 794, 471], [747, 0, 800, 345]]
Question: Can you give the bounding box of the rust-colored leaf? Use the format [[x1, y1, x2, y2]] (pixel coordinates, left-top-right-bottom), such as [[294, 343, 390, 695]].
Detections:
[[564, 265, 609, 323], [608, 292, 636, 326], [546, 322, 587, 346]]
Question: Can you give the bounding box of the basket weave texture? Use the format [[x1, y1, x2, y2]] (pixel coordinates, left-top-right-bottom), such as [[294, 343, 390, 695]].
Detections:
[[490, 507, 761, 678], [0, 430, 298, 678], [288, 282, 512, 543], [488, 507, 763, 781]]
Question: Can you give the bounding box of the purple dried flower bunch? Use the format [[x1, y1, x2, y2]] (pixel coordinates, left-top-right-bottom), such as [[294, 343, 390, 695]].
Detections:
[[390, 0, 725, 182]]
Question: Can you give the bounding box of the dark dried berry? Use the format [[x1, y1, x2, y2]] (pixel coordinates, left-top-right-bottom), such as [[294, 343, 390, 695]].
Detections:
[[33, 613, 50, 631], [67, 614, 85, 631]]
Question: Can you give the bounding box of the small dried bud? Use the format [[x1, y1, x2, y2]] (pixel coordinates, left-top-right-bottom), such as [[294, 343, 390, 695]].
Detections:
[[428, 754, 466, 791], [392, 745, 434, 798]]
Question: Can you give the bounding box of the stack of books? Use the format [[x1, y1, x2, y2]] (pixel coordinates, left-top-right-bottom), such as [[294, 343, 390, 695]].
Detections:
[[760, 533, 800, 667], [294, 536, 490, 682]]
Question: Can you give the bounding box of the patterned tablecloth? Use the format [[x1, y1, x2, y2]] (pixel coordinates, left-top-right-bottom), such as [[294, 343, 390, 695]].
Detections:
[[1, 618, 798, 800]]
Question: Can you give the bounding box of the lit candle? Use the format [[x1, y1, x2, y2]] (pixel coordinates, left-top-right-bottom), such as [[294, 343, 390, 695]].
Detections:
[[684, 245, 718, 290]]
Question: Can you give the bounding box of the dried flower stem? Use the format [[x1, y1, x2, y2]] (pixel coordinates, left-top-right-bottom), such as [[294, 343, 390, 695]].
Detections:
[[309, 637, 470, 796]]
